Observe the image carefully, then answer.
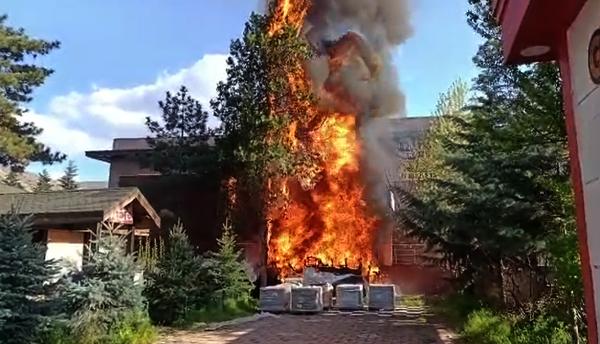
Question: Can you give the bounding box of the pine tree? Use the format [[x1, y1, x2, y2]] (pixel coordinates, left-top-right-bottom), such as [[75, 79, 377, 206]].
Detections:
[[208, 220, 253, 303], [62, 223, 145, 343], [3, 170, 23, 189], [0, 15, 65, 170], [145, 86, 215, 176], [0, 212, 59, 344], [58, 160, 78, 190], [395, 0, 576, 310], [213, 11, 319, 286], [34, 169, 53, 192], [144, 221, 212, 325]]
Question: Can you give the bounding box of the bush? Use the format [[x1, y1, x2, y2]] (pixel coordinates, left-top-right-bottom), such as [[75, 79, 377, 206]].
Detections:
[[432, 293, 484, 327], [461, 307, 574, 344], [181, 298, 257, 327], [0, 212, 60, 344], [462, 309, 512, 344], [144, 221, 214, 325], [512, 316, 572, 344], [41, 313, 156, 344], [39, 321, 76, 344], [109, 312, 157, 344]]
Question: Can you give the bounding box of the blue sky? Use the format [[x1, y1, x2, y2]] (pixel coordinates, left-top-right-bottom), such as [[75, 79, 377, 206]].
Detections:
[[3, 0, 481, 181]]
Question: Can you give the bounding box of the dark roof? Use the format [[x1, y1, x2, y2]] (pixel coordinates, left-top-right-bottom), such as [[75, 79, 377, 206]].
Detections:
[[85, 149, 151, 163], [0, 187, 160, 227], [86, 137, 216, 163], [0, 183, 24, 194]]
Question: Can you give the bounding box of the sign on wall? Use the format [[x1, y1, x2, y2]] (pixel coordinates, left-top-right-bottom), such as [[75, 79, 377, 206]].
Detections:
[[107, 207, 133, 225]]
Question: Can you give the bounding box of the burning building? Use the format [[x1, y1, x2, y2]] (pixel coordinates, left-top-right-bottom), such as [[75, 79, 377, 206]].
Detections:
[[262, 0, 447, 291], [87, 0, 449, 293]]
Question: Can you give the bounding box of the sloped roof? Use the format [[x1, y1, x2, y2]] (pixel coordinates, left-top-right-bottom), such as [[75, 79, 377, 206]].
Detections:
[[0, 183, 24, 194], [0, 187, 160, 227]]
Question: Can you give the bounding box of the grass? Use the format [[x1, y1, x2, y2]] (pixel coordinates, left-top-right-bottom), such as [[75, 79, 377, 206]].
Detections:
[[178, 298, 257, 328], [399, 294, 426, 308]]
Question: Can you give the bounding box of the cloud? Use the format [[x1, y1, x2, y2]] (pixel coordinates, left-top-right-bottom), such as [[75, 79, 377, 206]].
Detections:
[[27, 54, 228, 155]]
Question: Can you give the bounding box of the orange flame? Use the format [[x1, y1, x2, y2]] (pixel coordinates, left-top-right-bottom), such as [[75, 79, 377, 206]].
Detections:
[[266, 0, 379, 277]]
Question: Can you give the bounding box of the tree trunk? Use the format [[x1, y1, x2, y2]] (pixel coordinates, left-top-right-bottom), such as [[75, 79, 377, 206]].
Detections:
[[258, 218, 269, 287]]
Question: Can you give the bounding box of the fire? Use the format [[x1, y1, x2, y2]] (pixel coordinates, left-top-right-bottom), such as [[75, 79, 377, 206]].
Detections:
[[266, 0, 380, 277]]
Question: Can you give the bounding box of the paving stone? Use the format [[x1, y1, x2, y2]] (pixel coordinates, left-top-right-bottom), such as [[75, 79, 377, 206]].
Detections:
[[159, 313, 456, 343]]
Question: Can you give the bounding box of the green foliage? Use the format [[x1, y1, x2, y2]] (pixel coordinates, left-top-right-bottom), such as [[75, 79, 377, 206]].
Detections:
[[207, 220, 254, 303], [3, 170, 23, 189], [144, 222, 213, 325], [0, 212, 59, 344], [137, 236, 163, 274], [212, 12, 319, 284], [40, 321, 77, 344], [512, 316, 573, 344], [108, 312, 157, 344], [182, 298, 256, 327], [145, 86, 216, 176], [58, 160, 78, 190], [61, 223, 146, 344], [34, 169, 53, 192], [395, 2, 580, 317], [432, 293, 485, 327], [462, 308, 574, 344], [462, 310, 512, 344], [42, 313, 156, 344], [0, 15, 65, 169]]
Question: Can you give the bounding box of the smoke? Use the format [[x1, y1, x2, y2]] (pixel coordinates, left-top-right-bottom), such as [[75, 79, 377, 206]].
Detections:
[[304, 0, 412, 118], [302, 0, 413, 216]]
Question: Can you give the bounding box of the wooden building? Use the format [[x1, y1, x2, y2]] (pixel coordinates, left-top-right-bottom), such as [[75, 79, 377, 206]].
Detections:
[[0, 187, 160, 272]]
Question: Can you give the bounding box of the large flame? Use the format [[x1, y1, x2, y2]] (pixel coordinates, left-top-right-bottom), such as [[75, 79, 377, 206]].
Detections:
[[267, 0, 380, 277]]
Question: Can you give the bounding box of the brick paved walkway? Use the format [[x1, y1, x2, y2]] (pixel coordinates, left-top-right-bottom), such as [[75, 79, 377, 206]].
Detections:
[[158, 313, 456, 344]]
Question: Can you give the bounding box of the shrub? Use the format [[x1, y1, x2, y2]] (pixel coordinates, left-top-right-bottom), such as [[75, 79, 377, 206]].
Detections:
[[109, 312, 157, 344], [144, 221, 214, 325], [182, 298, 257, 327], [512, 316, 573, 344], [61, 223, 149, 344], [462, 309, 512, 344], [0, 212, 60, 344], [432, 293, 484, 327], [41, 313, 156, 344]]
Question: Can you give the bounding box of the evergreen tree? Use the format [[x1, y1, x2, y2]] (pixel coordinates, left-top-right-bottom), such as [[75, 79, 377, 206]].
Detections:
[[144, 222, 212, 325], [208, 220, 253, 303], [0, 212, 59, 344], [34, 169, 53, 192], [145, 86, 216, 176], [0, 15, 65, 170], [58, 160, 78, 190], [3, 170, 23, 189], [62, 223, 145, 343], [396, 0, 576, 309], [213, 11, 318, 285]]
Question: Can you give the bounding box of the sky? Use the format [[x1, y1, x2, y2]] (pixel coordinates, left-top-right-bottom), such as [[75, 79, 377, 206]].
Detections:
[[3, 0, 481, 181]]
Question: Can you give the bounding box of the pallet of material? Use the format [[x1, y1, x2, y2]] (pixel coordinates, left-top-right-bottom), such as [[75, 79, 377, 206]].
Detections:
[[291, 286, 324, 313], [320, 284, 334, 309], [368, 284, 396, 311], [259, 284, 292, 313], [336, 284, 364, 310]]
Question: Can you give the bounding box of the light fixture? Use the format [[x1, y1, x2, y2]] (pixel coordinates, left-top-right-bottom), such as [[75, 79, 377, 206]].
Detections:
[[520, 45, 551, 57]]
